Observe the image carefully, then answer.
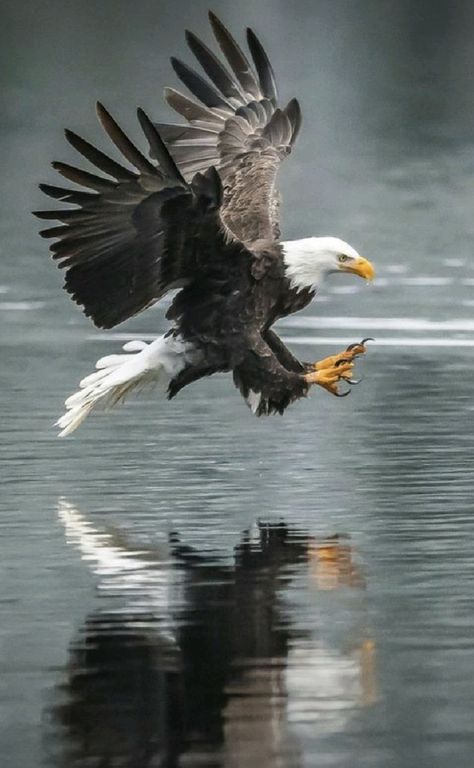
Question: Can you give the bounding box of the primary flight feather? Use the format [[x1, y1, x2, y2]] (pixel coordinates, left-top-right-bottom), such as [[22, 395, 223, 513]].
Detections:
[[35, 11, 375, 436]]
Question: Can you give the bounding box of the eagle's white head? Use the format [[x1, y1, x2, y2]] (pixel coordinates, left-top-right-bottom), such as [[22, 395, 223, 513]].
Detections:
[[281, 236, 375, 291]]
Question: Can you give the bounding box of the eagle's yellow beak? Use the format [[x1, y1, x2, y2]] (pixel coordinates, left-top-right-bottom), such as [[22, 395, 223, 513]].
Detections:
[[342, 257, 375, 281]]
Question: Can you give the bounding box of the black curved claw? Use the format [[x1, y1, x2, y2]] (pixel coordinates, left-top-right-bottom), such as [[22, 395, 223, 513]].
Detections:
[[345, 378, 362, 385], [346, 337, 375, 352], [335, 357, 352, 368], [333, 387, 351, 398]]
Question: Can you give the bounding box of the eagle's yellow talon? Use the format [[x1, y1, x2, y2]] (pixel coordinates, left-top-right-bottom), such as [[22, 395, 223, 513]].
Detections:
[[346, 344, 365, 357], [314, 342, 368, 371], [305, 361, 354, 394], [304, 340, 372, 395]]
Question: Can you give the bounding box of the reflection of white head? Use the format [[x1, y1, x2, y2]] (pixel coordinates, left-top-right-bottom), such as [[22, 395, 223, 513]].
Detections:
[[285, 643, 364, 737]]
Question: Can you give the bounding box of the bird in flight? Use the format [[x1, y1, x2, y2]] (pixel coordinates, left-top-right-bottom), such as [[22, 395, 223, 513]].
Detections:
[[35, 11, 375, 436]]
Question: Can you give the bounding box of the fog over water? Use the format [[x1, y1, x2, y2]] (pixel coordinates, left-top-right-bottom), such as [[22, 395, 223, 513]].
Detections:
[[2, 1, 474, 766]]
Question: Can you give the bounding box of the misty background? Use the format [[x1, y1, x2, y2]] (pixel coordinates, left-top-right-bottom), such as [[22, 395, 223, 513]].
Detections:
[[1, 1, 474, 767]]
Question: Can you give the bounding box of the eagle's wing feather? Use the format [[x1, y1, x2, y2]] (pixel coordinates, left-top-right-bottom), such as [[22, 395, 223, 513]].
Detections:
[[157, 12, 302, 242], [35, 105, 248, 329]]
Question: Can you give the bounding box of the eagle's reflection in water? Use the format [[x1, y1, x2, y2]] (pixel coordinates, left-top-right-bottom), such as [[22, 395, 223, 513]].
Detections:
[[48, 500, 376, 767]]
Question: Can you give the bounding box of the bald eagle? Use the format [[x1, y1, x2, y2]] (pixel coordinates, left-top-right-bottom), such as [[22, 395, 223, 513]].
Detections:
[[35, 12, 375, 436]]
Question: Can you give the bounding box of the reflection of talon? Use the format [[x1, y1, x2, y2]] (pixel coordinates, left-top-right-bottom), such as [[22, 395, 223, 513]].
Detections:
[[304, 359, 354, 397], [308, 534, 366, 590]]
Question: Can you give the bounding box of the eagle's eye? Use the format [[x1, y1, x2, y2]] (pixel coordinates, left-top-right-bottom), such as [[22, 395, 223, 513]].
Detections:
[[338, 254, 350, 263]]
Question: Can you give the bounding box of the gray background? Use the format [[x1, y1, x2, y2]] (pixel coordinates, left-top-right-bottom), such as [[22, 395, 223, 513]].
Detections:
[[1, 1, 474, 766]]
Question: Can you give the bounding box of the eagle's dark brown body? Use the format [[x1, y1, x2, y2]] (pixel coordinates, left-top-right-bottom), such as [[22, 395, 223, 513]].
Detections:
[[165, 235, 316, 411]]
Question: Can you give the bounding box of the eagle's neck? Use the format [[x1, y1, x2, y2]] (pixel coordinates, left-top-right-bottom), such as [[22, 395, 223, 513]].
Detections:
[[281, 238, 330, 292]]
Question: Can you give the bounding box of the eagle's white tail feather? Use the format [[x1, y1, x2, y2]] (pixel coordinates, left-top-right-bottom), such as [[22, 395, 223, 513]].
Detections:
[[56, 335, 188, 437]]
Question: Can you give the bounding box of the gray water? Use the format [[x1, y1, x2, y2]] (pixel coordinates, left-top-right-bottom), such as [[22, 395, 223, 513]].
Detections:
[[2, 1, 474, 766]]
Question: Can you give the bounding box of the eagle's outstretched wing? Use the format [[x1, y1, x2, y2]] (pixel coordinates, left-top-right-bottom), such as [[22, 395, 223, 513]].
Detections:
[[35, 15, 300, 330], [157, 11, 302, 243], [35, 104, 249, 329]]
